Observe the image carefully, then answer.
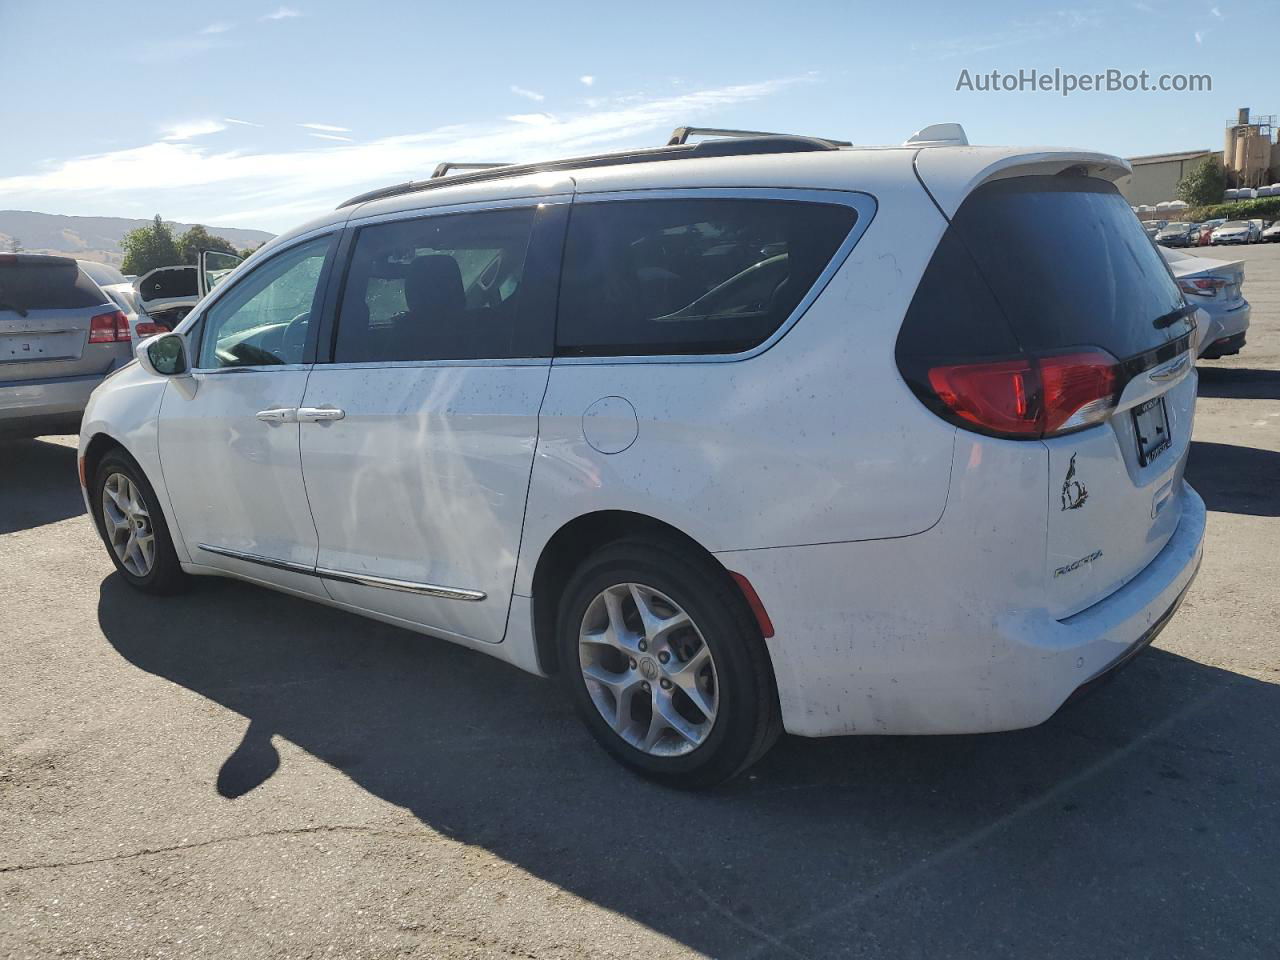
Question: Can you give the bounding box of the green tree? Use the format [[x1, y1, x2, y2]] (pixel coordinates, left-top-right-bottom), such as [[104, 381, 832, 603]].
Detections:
[[175, 224, 239, 264], [1176, 156, 1227, 207], [119, 215, 180, 275], [237, 243, 263, 260]]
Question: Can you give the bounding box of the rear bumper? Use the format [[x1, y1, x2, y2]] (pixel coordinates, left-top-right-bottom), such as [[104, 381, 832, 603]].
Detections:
[[0, 371, 113, 435], [1197, 301, 1250, 358], [717, 484, 1206, 738]]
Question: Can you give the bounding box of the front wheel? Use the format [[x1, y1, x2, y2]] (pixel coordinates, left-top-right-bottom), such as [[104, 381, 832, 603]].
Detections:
[[556, 539, 780, 787], [93, 449, 188, 594]]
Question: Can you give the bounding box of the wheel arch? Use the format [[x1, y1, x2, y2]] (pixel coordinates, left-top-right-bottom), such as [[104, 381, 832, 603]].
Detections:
[[81, 430, 187, 564], [528, 509, 753, 676]]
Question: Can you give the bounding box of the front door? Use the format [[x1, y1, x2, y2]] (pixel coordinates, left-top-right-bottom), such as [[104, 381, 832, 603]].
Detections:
[[160, 234, 337, 597], [298, 202, 565, 643]]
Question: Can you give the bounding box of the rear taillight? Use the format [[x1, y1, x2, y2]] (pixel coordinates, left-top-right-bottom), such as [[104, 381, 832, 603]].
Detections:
[[924, 349, 1120, 439], [88, 310, 130, 343], [1177, 277, 1229, 297], [134, 321, 167, 337]]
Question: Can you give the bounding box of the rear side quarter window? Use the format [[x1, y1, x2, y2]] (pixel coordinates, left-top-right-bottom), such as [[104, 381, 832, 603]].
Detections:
[[555, 198, 858, 357]]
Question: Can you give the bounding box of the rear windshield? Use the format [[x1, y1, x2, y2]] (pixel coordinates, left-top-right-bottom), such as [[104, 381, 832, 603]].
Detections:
[[0, 259, 107, 312], [78, 261, 127, 287], [899, 176, 1190, 362]]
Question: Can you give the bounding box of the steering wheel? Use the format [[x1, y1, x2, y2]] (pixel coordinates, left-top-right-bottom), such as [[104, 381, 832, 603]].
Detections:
[[281, 311, 310, 359]]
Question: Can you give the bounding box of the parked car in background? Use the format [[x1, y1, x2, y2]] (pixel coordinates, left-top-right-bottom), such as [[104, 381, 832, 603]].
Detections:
[[1262, 221, 1280, 242], [1211, 220, 1254, 245], [1155, 222, 1198, 247], [76, 260, 127, 289], [1196, 218, 1226, 245], [78, 130, 1207, 786], [1248, 219, 1265, 242], [1142, 222, 1162, 239], [1, 254, 133, 436], [1160, 246, 1249, 359], [75, 261, 164, 346]]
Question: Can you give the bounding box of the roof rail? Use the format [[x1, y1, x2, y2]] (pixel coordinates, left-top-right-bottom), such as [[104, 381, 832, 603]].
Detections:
[[337, 135, 845, 209], [431, 162, 511, 179], [668, 125, 851, 148]]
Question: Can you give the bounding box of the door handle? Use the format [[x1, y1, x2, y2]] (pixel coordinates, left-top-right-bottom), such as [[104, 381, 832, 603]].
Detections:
[[255, 407, 297, 423], [297, 406, 346, 423]]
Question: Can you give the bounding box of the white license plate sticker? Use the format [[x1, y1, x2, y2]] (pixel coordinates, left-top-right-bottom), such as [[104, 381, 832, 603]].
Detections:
[[1133, 396, 1171, 467]]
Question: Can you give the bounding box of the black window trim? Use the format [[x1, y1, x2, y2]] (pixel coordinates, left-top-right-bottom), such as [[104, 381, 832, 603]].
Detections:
[[186, 228, 342, 374], [314, 195, 572, 367], [550, 187, 877, 366]]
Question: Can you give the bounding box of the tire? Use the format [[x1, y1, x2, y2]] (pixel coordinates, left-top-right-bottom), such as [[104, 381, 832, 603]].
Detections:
[[556, 538, 781, 787], [92, 448, 188, 594]]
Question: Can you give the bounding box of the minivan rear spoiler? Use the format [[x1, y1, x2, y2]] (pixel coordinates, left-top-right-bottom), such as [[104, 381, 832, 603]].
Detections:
[[913, 147, 1133, 219]]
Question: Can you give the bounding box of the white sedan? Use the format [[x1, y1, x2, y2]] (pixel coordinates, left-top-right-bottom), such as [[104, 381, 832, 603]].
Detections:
[[1160, 247, 1249, 358]]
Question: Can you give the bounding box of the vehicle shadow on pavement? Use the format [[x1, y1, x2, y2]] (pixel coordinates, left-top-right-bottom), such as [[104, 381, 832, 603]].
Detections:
[[0, 438, 85, 534], [96, 575, 1280, 959], [1186, 440, 1280, 517], [1196, 366, 1280, 400]]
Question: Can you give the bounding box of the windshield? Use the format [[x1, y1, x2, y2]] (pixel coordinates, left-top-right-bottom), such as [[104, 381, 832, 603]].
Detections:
[[1221, 221, 1248, 229]]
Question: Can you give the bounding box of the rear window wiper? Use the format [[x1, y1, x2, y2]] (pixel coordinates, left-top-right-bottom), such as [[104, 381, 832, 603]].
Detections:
[[1153, 303, 1196, 329]]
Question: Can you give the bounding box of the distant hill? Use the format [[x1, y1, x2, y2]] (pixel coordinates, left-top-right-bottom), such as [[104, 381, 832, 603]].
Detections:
[[0, 210, 275, 266]]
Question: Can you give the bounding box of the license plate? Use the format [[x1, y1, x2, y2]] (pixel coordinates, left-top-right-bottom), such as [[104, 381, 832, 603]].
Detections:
[[1132, 396, 1171, 467]]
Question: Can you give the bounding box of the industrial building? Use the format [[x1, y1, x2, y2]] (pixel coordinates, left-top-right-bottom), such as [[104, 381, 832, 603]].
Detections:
[[1116, 107, 1280, 209]]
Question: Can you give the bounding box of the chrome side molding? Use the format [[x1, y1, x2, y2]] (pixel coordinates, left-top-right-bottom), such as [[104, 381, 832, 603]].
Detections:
[[315, 567, 485, 601], [196, 543, 315, 576], [194, 544, 485, 601]]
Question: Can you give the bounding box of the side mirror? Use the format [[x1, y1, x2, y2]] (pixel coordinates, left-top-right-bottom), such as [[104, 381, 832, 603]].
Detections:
[[137, 333, 189, 377]]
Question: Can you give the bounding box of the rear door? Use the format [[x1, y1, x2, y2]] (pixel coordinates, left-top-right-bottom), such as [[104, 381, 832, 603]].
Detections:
[[297, 200, 566, 644], [0, 255, 123, 387], [934, 176, 1197, 617]]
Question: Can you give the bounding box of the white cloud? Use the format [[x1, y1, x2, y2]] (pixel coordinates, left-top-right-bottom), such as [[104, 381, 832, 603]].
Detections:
[[201, 21, 234, 34], [1194, 29, 1204, 42], [507, 113, 556, 126], [299, 122, 350, 132], [223, 117, 263, 127], [262, 6, 301, 19], [580, 75, 595, 87], [309, 133, 352, 142], [1210, 5, 1222, 16], [510, 85, 545, 102], [913, 10, 1102, 58], [0, 76, 809, 232], [160, 120, 227, 141]]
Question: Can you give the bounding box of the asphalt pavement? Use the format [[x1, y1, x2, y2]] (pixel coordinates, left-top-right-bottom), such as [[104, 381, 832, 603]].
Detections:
[[2, 244, 1278, 959]]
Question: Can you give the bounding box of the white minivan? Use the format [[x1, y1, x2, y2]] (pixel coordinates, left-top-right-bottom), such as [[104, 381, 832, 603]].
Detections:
[[79, 126, 1206, 786]]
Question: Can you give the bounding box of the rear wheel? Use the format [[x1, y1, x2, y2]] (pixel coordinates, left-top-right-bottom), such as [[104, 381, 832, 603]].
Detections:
[[93, 449, 188, 594], [556, 539, 780, 787]]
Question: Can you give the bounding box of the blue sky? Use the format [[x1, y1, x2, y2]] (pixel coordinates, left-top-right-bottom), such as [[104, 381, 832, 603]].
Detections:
[[0, 0, 1272, 233]]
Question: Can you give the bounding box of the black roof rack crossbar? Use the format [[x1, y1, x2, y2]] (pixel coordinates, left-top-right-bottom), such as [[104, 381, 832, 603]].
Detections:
[[337, 135, 845, 210], [431, 162, 512, 179], [667, 125, 851, 148]]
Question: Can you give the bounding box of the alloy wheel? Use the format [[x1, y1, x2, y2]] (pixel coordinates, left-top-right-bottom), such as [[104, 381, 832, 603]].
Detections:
[[577, 582, 719, 757], [101, 472, 156, 577]]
